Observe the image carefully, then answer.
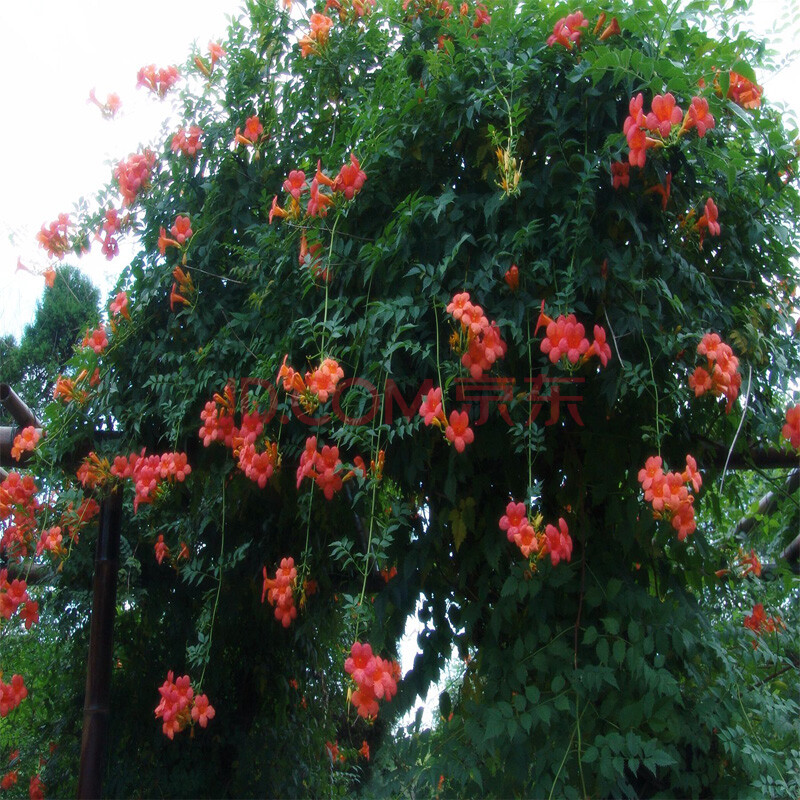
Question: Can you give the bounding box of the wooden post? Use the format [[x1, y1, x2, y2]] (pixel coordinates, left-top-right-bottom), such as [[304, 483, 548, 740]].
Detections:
[[77, 487, 122, 799]]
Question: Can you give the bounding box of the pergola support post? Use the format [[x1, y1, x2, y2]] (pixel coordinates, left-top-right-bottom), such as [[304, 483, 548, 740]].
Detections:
[[77, 487, 122, 800]]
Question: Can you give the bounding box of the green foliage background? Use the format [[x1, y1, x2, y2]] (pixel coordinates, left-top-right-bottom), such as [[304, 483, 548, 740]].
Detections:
[[2, 0, 799, 797]]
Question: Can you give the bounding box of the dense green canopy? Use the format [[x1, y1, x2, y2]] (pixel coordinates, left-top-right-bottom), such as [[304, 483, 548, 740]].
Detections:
[[2, 0, 798, 797]]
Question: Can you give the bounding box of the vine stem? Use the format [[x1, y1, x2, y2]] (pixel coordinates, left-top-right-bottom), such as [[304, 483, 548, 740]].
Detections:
[[320, 214, 341, 357], [641, 334, 661, 455], [433, 300, 446, 417], [199, 475, 225, 689], [354, 381, 388, 644], [719, 364, 751, 494]]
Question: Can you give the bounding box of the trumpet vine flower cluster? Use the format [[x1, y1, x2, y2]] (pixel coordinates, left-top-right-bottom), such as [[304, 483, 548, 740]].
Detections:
[[536, 306, 612, 368], [344, 642, 400, 718], [637, 454, 701, 540], [114, 151, 157, 206], [262, 557, 299, 627], [0, 570, 38, 631], [782, 404, 800, 450], [446, 292, 507, 379], [623, 91, 714, 168], [198, 384, 280, 489], [270, 155, 367, 224], [688, 332, 741, 413], [154, 672, 214, 738], [171, 125, 203, 158], [296, 436, 343, 499], [499, 502, 573, 565], [0, 674, 27, 718], [10, 427, 40, 462], [137, 64, 180, 97], [36, 213, 72, 260], [418, 387, 475, 453]]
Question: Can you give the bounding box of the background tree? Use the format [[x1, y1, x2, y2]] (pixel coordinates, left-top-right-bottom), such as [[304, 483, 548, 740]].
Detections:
[[0, 265, 99, 421], [2, 0, 798, 797]]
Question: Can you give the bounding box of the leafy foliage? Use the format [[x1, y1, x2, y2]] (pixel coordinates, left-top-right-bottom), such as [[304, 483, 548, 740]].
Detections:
[[2, 0, 799, 797]]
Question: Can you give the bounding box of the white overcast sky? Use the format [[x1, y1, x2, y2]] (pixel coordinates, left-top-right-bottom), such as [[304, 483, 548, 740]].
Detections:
[[0, 0, 797, 341]]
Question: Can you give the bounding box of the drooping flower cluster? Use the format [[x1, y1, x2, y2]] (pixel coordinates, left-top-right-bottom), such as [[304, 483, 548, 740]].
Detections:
[[546, 10, 588, 49], [0, 570, 38, 630], [498, 502, 573, 565], [154, 672, 214, 738], [782, 404, 800, 450], [262, 557, 298, 627], [0, 472, 42, 560], [10, 426, 40, 462], [325, 0, 375, 22], [158, 215, 193, 253], [270, 155, 367, 226], [81, 326, 109, 355], [688, 332, 741, 413], [418, 387, 475, 453], [278, 355, 345, 412], [504, 264, 519, 290], [726, 70, 763, 109], [171, 125, 203, 158], [234, 115, 264, 148], [299, 13, 334, 57], [109, 291, 130, 322], [198, 384, 280, 489], [136, 64, 180, 97], [623, 91, 714, 167], [344, 642, 400, 718], [108, 451, 191, 512], [88, 88, 122, 119], [743, 603, 784, 639], [170, 264, 195, 311], [194, 41, 226, 78], [114, 150, 157, 206], [96, 208, 125, 260], [445, 292, 507, 378], [36, 213, 72, 260], [536, 306, 612, 368], [296, 436, 343, 500], [637, 454, 701, 540], [694, 197, 720, 249], [0, 674, 27, 718]]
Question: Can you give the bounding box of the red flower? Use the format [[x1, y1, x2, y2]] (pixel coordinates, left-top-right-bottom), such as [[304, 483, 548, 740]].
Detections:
[[359, 740, 370, 760], [727, 71, 762, 109], [283, 170, 307, 200], [504, 264, 519, 290], [333, 153, 367, 199], [782, 404, 800, 450], [155, 535, 169, 565], [683, 96, 715, 138], [610, 160, 629, 189], [545, 518, 572, 565], [109, 291, 130, 320], [191, 694, 216, 728], [82, 327, 109, 355], [445, 410, 474, 453], [137, 64, 180, 97], [170, 215, 193, 244], [171, 125, 203, 158], [114, 151, 157, 206], [473, 3, 490, 28], [547, 10, 588, 49], [645, 93, 683, 138], [0, 771, 18, 790], [419, 387, 446, 427], [28, 775, 44, 800], [88, 88, 121, 119]]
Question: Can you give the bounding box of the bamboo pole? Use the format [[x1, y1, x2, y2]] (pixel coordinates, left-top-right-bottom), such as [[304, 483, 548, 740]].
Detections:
[[77, 487, 123, 800]]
